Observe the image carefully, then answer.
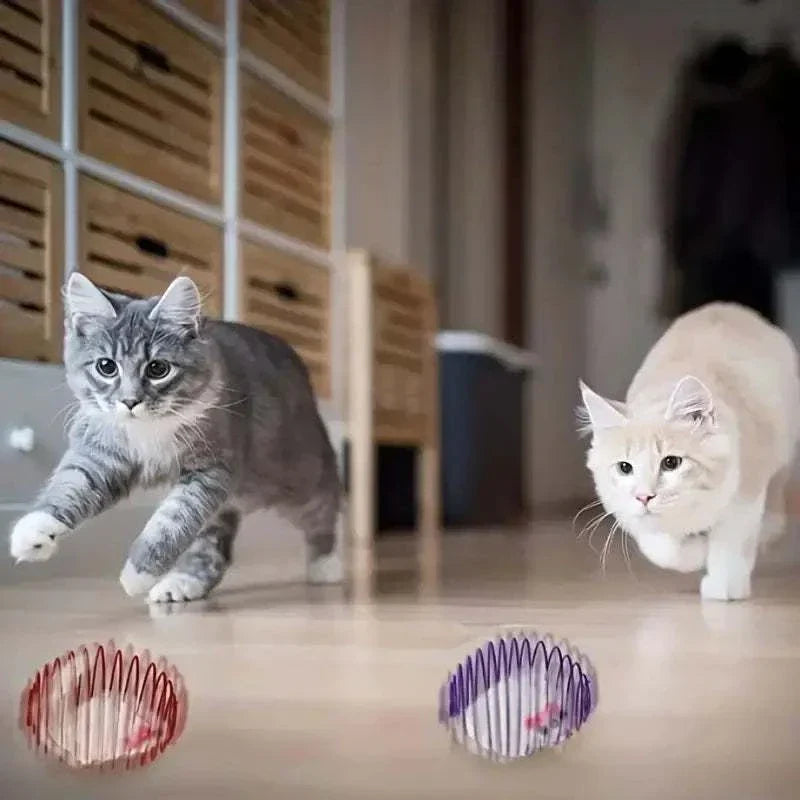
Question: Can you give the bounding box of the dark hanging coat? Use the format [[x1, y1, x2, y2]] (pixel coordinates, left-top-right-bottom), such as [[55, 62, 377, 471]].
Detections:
[[660, 38, 800, 322]]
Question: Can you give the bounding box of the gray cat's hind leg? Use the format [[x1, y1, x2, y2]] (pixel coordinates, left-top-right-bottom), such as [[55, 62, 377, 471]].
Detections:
[[288, 490, 343, 585], [147, 508, 239, 603]]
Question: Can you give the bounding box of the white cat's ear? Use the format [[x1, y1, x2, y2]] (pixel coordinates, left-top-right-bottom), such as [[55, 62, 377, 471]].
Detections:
[[65, 272, 116, 325], [666, 375, 714, 424], [579, 380, 627, 431], [149, 276, 202, 332]]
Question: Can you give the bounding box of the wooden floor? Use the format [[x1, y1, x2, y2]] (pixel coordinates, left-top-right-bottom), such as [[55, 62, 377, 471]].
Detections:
[[2, 521, 800, 799]]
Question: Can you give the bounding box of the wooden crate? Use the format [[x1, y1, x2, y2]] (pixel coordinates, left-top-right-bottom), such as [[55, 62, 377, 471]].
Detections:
[[241, 0, 329, 100], [80, 177, 223, 313], [0, 140, 63, 362], [0, 0, 61, 139], [80, 0, 222, 202], [240, 238, 330, 397], [240, 70, 330, 248]]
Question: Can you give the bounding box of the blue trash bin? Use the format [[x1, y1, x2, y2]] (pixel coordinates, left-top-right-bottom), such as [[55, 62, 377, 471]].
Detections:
[[436, 332, 537, 527]]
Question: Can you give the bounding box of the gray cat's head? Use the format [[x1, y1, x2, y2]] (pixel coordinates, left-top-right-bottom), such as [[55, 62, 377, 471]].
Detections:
[[63, 273, 214, 423]]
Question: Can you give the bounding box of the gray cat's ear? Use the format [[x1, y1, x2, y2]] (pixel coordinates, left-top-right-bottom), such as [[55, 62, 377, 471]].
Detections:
[[65, 272, 116, 326], [578, 380, 627, 431], [666, 375, 714, 424], [148, 276, 202, 332]]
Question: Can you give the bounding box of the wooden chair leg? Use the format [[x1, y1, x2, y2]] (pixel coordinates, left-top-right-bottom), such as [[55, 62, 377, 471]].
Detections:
[[417, 444, 441, 594]]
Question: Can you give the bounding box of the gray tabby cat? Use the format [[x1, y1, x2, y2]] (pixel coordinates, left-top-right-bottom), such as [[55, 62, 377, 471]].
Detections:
[[9, 273, 342, 602]]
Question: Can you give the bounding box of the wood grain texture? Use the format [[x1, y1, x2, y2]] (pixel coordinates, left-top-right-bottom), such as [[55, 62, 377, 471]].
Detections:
[[80, 176, 223, 313], [240, 236, 331, 398], [241, 0, 329, 100], [0, 140, 62, 362], [0, 0, 61, 139], [240, 69, 330, 248], [80, 0, 223, 202]]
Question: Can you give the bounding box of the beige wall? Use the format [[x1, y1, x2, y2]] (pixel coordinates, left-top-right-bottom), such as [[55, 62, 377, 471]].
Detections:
[[526, 0, 593, 507], [344, 0, 507, 338], [344, 0, 413, 265], [442, 0, 505, 338]]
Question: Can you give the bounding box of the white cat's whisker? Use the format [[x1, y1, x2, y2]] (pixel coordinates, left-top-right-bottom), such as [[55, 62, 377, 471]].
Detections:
[[572, 500, 602, 533], [577, 509, 607, 540]]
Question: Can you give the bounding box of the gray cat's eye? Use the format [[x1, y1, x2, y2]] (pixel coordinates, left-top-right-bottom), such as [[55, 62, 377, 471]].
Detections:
[[617, 461, 633, 475], [95, 358, 118, 378], [145, 360, 171, 381], [661, 455, 682, 472]]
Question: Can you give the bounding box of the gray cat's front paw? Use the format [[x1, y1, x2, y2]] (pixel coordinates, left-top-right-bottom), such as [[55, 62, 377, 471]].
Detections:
[[10, 512, 67, 562], [119, 560, 158, 596]]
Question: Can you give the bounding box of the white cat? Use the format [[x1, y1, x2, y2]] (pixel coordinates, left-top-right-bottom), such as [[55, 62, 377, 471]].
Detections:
[[579, 303, 800, 601]]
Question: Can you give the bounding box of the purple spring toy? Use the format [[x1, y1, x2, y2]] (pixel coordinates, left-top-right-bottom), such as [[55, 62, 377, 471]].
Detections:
[[439, 630, 597, 761]]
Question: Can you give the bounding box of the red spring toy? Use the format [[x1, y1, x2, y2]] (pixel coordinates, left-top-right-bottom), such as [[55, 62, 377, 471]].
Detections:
[[19, 641, 188, 770]]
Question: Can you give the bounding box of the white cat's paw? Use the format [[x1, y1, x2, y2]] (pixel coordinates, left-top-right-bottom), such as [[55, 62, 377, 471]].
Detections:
[[307, 552, 344, 584], [119, 560, 158, 597], [701, 570, 751, 601], [10, 512, 67, 562], [148, 572, 208, 604]]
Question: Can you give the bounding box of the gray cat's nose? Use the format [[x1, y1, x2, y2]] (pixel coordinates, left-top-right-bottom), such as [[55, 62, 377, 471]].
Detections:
[[120, 398, 141, 410]]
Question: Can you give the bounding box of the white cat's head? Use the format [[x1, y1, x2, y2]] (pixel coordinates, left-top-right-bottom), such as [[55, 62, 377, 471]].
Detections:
[[579, 376, 738, 537]]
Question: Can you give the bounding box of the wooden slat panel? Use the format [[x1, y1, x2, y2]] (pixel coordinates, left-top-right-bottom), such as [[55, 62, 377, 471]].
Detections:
[[0, 141, 61, 362], [241, 237, 330, 398], [366, 257, 438, 435], [87, 61, 212, 142], [85, 24, 211, 112], [3, 33, 42, 77], [241, 0, 329, 100], [240, 71, 330, 248], [0, 304, 47, 360], [81, 0, 222, 202], [86, 85, 210, 164], [12, 0, 43, 16], [84, 177, 219, 256], [177, 0, 224, 27], [0, 0, 60, 138], [0, 139, 52, 182], [0, 270, 44, 306], [81, 177, 223, 314], [83, 261, 177, 300], [0, 4, 41, 47], [0, 202, 43, 242], [0, 171, 46, 210], [0, 241, 44, 274]]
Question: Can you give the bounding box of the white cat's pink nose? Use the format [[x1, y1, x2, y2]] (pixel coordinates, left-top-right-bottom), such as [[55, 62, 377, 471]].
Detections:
[[636, 493, 655, 506]]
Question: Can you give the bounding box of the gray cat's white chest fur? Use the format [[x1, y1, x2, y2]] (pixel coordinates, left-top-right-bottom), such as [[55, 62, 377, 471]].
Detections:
[[120, 419, 185, 486]]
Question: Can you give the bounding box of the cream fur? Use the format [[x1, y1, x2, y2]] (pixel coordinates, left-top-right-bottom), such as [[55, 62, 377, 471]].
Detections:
[[580, 303, 800, 600]]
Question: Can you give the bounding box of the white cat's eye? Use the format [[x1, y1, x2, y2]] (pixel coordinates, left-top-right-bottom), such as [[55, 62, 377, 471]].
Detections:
[[617, 461, 633, 475], [95, 358, 118, 378], [145, 359, 172, 382], [660, 455, 682, 472]]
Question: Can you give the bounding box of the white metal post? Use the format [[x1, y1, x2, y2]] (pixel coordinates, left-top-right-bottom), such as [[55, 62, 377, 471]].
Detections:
[[330, 0, 347, 418], [61, 0, 79, 278], [222, 0, 240, 321]]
